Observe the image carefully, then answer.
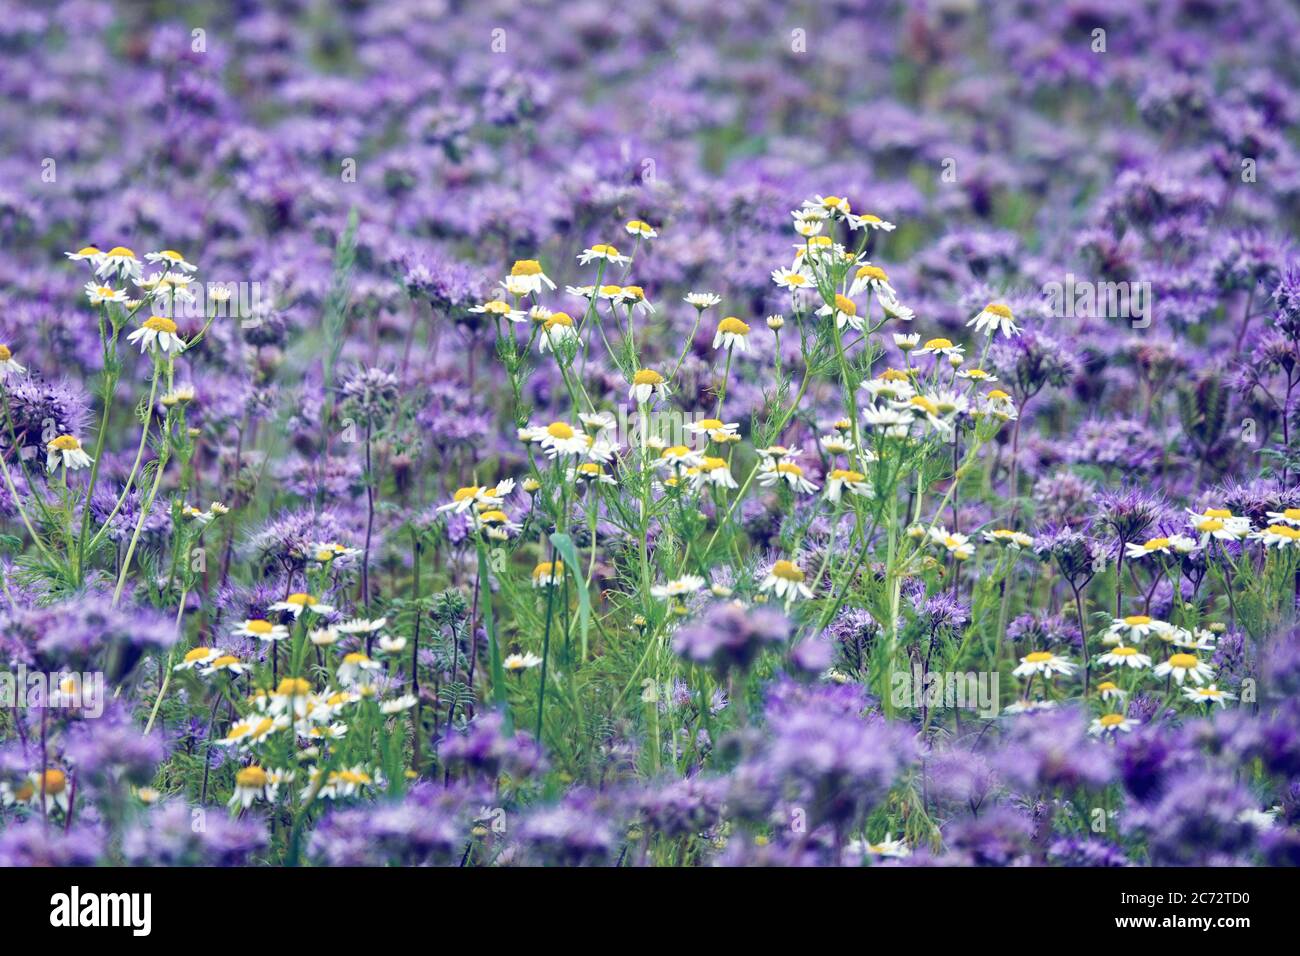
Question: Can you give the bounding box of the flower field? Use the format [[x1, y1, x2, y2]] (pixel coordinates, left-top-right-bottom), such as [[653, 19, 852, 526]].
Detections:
[[2, 0, 1300, 870]]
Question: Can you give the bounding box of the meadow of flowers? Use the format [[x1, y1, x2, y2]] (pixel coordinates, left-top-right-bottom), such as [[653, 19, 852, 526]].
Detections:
[[1, 0, 1300, 871]]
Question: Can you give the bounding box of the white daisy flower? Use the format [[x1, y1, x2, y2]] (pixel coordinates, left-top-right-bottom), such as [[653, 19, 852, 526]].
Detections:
[[968, 302, 1020, 338], [234, 619, 290, 642], [46, 435, 92, 472], [684, 292, 722, 310], [757, 459, 819, 494], [126, 316, 186, 356], [1153, 653, 1214, 686], [1182, 684, 1235, 707], [503, 259, 555, 295], [825, 468, 870, 503], [625, 219, 657, 239], [650, 575, 707, 600], [1089, 713, 1137, 736], [816, 294, 864, 332], [522, 421, 590, 458], [1013, 651, 1076, 680], [1097, 646, 1152, 669], [713, 316, 751, 352], [760, 559, 815, 604], [847, 264, 896, 299], [628, 368, 670, 404], [84, 282, 128, 305], [267, 593, 333, 618], [577, 243, 630, 266], [504, 651, 544, 672]]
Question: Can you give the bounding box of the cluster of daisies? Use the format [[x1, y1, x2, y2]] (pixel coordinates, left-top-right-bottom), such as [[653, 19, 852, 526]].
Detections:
[[171, 595, 420, 810]]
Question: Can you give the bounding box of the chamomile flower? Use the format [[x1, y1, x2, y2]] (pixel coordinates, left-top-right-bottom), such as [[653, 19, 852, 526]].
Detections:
[[46, 435, 92, 472], [523, 421, 590, 458], [537, 311, 578, 353], [657, 445, 704, 472], [982, 529, 1034, 549], [504, 259, 555, 295], [928, 526, 974, 560], [767, 314, 785, 331], [578, 243, 630, 266], [854, 834, 910, 858], [968, 302, 1020, 338], [531, 561, 565, 589], [337, 652, 382, 686], [27, 769, 71, 814], [861, 405, 914, 437], [0, 344, 24, 379], [819, 432, 855, 456], [1171, 628, 1217, 652], [913, 337, 965, 360], [229, 765, 279, 809], [1182, 684, 1236, 707], [65, 245, 104, 264], [84, 282, 127, 305], [879, 297, 915, 322], [95, 245, 143, 280], [145, 249, 198, 272], [569, 461, 617, 485], [1097, 646, 1153, 669], [1096, 681, 1126, 702], [689, 456, 739, 491], [757, 459, 819, 494], [803, 195, 853, 218], [1250, 524, 1300, 549], [792, 210, 825, 237], [1103, 615, 1168, 645], [1089, 713, 1138, 736], [848, 212, 896, 232], [310, 542, 362, 563], [202, 655, 248, 677], [1153, 653, 1214, 686], [1124, 535, 1198, 559], [629, 368, 670, 404], [685, 292, 722, 310], [268, 593, 333, 618], [469, 299, 528, 323], [760, 559, 815, 603], [1187, 508, 1252, 541], [504, 652, 544, 672], [862, 369, 917, 403], [957, 367, 997, 383], [234, 619, 290, 642], [625, 219, 658, 239], [126, 315, 186, 356], [474, 509, 520, 540], [650, 575, 706, 600], [380, 694, 418, 715], [817, 294, 864, 332], [220, 715, 287, 748], [438, 486, 497, 514], [825, 468, 870, 503], [687, 418, 740, 442], [893, 332, 920, 351], [848, 264, 896, 299], [756, 444, 801, 461], [771, 267, 814, 294], [175, 647, 222, 671], [1013, 651, 1077, 679], [713, 316, 751, 352], [1264, 507, 1300, 528], [619, 286, 655, 314]]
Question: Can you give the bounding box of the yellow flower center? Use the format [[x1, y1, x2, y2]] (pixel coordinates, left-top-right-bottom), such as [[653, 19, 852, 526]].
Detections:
[[987, 389, 1011, 401], [924, 338, 953, 350], [856, 265, 888, 282], [881, 368, 911, 382], [184, 647, 214, 663], [985, 303, 1013, 319], [1204, 508, 1232, 518], [771, 560, 805, 582], [210, 655, 239, 669], [453, 486, 482, 501], [544, 311, 573, 329], [1096, 681, 1118, 693], [1024, 652, 1053, 663], [633, 369, 664, 386], [276, 677, 311, 696], [142, 316, 178, 333], [546, 422, 575, 440], [285, 593, 314, 606], [49, 435, 81, 451], [1267, 525, 1300, 539], [717, 317, 750, 335], [830, 469, 864, 482], [236, 766, 269, 788], [40, 769, 67, 795], [1197, 519, 1225, 532], [1143, 538, 1170, 551], [775, 462, 804, 475], [532, 561, 562, 579], [590, 244, 620, 257], [511, 259, 543, 276], [1168, 654, 1199, 669], [1284, 508, 1300, 520], [0, 345, 11, 361], [1123, 615, 1151, 626], [245, 619, 274, 635], [1099, 713, 1125, 727], [105, 246, 136, 258], [833, 294, 856, 316], [1112, 646, 1138, 656], [479, 509, 508, 524]]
